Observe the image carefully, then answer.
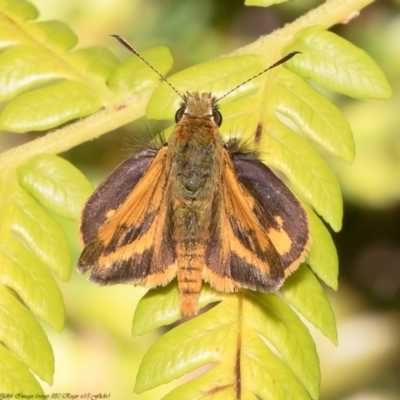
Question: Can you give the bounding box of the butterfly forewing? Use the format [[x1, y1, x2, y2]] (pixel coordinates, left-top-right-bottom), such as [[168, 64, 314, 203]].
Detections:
[[78, 146, 177, 287], [204, 148, 285, 293]]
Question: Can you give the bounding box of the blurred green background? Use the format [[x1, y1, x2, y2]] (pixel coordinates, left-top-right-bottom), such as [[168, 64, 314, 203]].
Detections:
[[13, 0, 400, 398]]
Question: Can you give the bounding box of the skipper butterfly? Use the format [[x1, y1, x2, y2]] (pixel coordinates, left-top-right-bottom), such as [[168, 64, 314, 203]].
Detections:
[[77, 36, 309, 316]]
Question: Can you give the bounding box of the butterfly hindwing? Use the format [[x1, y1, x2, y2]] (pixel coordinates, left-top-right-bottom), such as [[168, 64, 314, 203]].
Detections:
[[231, 150, 310, 275], [77, 146, 177, 288]]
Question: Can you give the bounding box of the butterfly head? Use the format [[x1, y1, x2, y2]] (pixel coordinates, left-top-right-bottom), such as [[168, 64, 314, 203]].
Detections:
[[175, 92, 222, 127]]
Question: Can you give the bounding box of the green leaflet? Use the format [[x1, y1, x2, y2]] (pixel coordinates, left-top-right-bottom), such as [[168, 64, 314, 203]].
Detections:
[[132, 284, 183, 336], [0, 81, 104, 132], [261, 120, 343, 231], [3, 188, 72, 281], [135, 300, 235, 394], [0, 0, 38, 21], [240, 331, 310, 400], [285, 26, 393, 100], [0, 22, 77, 100], [66, 47, 119, 83], [132, 284, 224, 336], [31, 20, 78, 51], [0, 343, 44, 393], [17, 154, 93, 220], [0, 45, 74, 103], [306, 206, 339, 290], [245, 292, 320, 398], [0, 240, 65, 333], [281, 265, 338, 344], [265, 67, 355, 163], [108, 46, 174, 95], [0, 287, 54, 384]]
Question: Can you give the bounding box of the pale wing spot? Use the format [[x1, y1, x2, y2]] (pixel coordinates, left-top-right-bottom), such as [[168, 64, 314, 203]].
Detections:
[[105, 209, 116, 219], [267, 215, 292, 255]]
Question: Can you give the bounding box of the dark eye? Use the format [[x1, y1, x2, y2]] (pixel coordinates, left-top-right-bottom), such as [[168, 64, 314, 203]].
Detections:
[[212, 109, 222, 127], [175, 106, 186, 122]]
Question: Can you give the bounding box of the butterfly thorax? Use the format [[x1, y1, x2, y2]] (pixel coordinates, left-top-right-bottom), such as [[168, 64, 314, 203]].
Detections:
[[169, 92, 223, 205], [168, 92, 224, 315], [169, 93, 223, 225]]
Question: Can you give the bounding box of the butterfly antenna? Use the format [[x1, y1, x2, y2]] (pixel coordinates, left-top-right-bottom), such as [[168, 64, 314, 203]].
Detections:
[[111, 34, 185, 101], [215, 51, 301, 104]]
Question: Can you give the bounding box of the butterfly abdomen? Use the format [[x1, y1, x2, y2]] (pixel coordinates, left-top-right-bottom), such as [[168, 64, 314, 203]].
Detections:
[[169, 121, 223, 315], [172, 195, 214, 316], [176, 240, 204, 316]]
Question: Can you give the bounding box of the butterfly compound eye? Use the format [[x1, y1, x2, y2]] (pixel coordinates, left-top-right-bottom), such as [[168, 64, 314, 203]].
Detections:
[[175, 106, 186, 122], [212, 109, 222, 127]]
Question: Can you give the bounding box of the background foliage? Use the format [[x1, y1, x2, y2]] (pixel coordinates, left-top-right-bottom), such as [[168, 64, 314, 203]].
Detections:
[[0, 0, 399, 399]]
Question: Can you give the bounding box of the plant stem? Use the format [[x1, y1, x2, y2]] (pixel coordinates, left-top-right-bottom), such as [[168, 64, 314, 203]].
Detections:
[[232, 0, 375, 57], [0, 89, 151, 170]]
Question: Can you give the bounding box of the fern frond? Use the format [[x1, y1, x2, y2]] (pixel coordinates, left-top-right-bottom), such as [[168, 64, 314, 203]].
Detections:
[[0, 0, 392, 397]]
